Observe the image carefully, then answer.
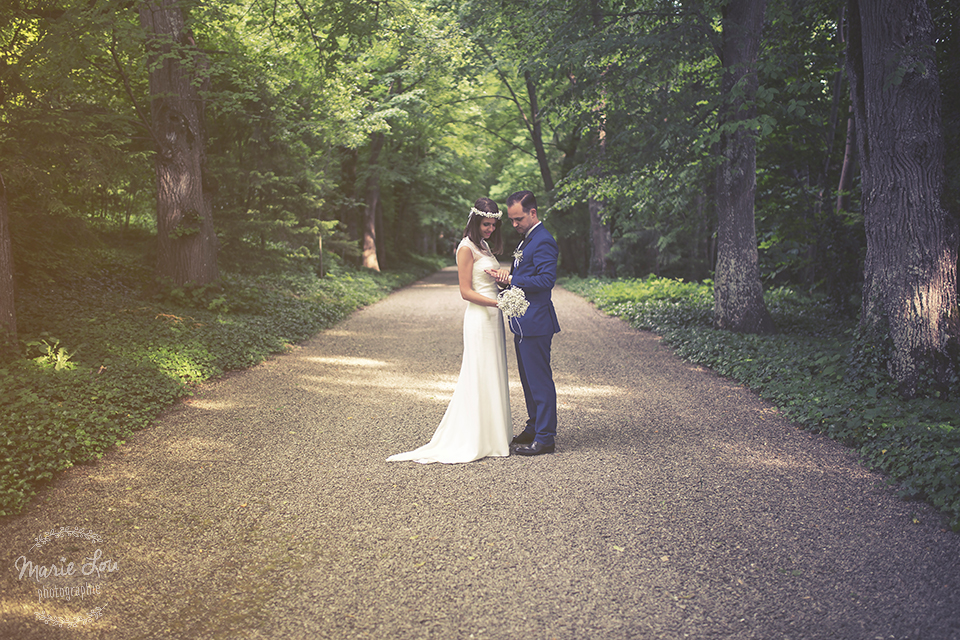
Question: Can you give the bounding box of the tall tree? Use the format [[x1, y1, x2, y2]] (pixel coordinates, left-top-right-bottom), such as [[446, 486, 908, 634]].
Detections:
[[847, 0, 959, 396], [0, 170, 15, 352], [362, 130, 385, 271], [517, 1, 725, 280], [139, 0, 218, 286], [524, 69, 555, 195], [587, 0, 613, 277], [471, 0, 559, 190], [713, 0, 775, 333]]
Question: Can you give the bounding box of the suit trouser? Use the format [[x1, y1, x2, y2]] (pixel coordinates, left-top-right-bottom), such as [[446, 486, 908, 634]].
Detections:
[[515, 333, 557, 446]]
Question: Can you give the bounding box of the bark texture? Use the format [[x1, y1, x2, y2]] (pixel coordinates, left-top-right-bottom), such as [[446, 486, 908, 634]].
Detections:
[[835, 106, 856, 214], [362, 131, 385, 272], [525, 70, 554, 195], [588, 194, 613, 277], [587, 0, 613, 277], [0, 170, 16, 350], [588, 105, 612, 275], [847, 0, 959, 396], [140, 0, 218, 286], [713, 0, 775, 334]]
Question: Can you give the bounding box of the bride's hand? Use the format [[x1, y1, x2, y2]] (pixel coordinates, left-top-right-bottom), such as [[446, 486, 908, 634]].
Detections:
[[484, 268, 511, 285]]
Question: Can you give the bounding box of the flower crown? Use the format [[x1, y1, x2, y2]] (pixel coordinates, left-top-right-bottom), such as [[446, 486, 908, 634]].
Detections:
[[469, 206, 502, 220]]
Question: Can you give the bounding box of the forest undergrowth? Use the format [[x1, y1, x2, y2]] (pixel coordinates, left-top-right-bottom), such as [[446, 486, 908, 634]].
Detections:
[[3, 257, 957, 533], [561, 276, 960, 532], [0, 241, 446, 517]]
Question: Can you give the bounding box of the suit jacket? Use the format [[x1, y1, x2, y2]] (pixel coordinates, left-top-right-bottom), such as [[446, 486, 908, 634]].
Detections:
[[509, 223, 561, 337]]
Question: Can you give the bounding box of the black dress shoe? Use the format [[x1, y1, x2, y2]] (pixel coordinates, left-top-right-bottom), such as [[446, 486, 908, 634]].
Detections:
[[513, 441, 555, 456], [511, 431, 535, 445]]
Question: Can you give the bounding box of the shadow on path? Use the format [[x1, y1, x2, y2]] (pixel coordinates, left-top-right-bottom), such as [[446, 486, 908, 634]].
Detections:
[[2, 267, 959, 639]]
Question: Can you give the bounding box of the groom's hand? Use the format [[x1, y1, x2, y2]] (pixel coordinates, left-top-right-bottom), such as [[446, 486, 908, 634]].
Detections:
[[485, 268, 512, 286]]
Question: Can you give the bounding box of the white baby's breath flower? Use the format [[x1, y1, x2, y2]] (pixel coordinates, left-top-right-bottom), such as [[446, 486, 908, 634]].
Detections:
[[470, 206, 502, 219], [512, 248, 524, 263], [497, 287, 529, 320]]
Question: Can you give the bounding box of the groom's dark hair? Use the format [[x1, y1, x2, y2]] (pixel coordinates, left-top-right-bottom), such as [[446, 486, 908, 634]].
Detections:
[[506, 190, 537, 213]]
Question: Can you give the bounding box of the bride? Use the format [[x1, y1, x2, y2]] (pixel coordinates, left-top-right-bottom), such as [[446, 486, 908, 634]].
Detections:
[[387, 198, 511, 464]]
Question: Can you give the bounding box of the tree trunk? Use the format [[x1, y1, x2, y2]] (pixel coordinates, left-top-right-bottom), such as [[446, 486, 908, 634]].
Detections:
[[0, 170, 16, 352], [586, 107, 612, 276], [713, 0, 776, 334], [835, 105, 856, 214], [588, 194, 613, 277], [695, 192, 714, 280], [338, 146, 360, 258], [587, 0, 613, 277], [525, 70, 554, 194], [140, 0, 218, 286], [587, 122, 612, 277], [847, 0, 959, 396], [362, 131, 385, 271], [375, 191, 384, 267]]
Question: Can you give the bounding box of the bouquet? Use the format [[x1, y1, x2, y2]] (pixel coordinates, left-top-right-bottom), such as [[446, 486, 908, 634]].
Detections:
[[497, 287, 529, 320]]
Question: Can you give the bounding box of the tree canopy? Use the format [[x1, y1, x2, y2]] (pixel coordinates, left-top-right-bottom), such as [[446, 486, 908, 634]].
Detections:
[[1, 0, 958, 394]]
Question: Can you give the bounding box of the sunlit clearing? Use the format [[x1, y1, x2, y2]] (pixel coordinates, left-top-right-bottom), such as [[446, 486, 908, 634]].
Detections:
[[165, 437, 234, 458], [557, 384, 622, 398], [1, 596, 38, 618], [304, 356, 389, 367], [0, 601, 42, 627], [184, 399, 237, 411], [719, 443, 865, 476], [302, 373, 457, 394], [0, 597, 109, 631]]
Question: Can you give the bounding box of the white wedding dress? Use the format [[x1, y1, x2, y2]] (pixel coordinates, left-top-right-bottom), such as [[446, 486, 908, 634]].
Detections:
[[387, 238, 511, 464]]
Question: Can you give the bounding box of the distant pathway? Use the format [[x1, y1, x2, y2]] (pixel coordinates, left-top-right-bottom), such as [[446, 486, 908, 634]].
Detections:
[[2, 267, 959, 639]]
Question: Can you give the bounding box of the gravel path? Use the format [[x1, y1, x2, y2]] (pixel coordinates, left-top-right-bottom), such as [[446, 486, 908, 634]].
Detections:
[[2, 266, 959, 640]]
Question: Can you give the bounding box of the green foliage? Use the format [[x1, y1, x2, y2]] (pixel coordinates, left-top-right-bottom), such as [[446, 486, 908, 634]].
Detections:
[[570, 275, 714, 308], [563, 276, 960, 531], [0, 359, 183, 516], [26, 338, 78, 371], [5, 0, 958, 529], [0, 246, 442, 516], [1, 0, 153, 240]]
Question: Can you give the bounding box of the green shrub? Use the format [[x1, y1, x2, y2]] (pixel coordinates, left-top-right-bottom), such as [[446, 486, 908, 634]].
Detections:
[[0, 359, 183, 513], [0, 251, 442, 516]]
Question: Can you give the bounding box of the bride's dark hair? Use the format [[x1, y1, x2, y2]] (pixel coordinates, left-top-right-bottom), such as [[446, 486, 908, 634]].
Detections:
[[463, 197, 504, 254]]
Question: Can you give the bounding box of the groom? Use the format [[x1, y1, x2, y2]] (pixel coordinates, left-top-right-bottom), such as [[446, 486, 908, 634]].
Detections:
[[487, 190, 561, 456]]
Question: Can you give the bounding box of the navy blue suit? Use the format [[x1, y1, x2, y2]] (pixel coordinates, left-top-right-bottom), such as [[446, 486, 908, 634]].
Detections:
[[509, 223, 560, 446]]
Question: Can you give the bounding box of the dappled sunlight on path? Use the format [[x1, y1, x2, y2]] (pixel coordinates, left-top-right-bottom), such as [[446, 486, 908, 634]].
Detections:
[[1, 266, 958, 640]]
